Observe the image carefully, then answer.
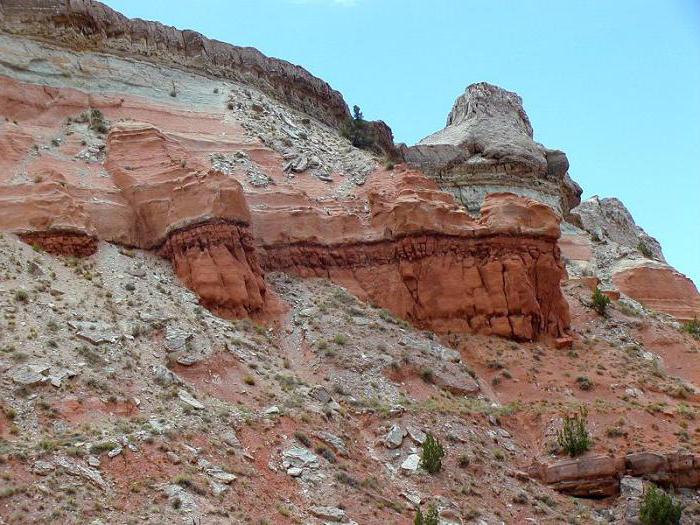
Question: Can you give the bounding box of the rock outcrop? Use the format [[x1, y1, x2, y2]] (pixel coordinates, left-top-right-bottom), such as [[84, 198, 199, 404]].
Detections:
[[0, 43, 571, 339], [567, 196, 700, 320], [402, 82, 582, 217], [254, 174, 570, 339], [0, 0, 349, 129], [612, 265, 700, 321], [572, 196, 664, 261], [531, 451, 700, 497], [158, 222, 266, 318]]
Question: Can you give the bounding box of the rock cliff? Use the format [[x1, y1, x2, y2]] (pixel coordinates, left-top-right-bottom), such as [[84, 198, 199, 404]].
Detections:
[[0, 0, 350, 129], [563, 196, 700, 321], [0, 9, 572, 340], [1, 3, 700, 525]]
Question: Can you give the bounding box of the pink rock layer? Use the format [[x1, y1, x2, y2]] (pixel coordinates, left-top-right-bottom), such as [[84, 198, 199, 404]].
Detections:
[[613, 266, 700, 321]]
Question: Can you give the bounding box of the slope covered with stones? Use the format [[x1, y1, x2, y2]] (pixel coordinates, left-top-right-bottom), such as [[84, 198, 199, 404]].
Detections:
[[1, 1, 700, 524]]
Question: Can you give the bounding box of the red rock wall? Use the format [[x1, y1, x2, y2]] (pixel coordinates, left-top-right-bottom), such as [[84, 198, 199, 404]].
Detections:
[[18, 231, 97, 257], [261, 234, 569, 340], [158, 221, 266, 318]]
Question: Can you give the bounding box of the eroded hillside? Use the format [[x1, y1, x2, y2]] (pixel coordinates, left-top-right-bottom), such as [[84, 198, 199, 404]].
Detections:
[[1, 1, 700, 524]]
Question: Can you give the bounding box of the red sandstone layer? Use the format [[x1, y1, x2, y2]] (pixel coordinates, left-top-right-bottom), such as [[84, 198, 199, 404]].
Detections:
[[158, 221, 266, 318], [251, 181, 570, 340], [261, 235, 568, 340], [0, 75, 570, 339], [531, 450, 700, 497], [18, 230, 97, 257]]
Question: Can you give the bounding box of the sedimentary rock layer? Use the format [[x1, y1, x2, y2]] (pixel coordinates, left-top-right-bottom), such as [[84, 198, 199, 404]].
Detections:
[[253, 182, 570, 340], [0, 0, 349, 128], [18, 230, 97, 257], [0, 58, 571, 339], [532, 451, 700, 497], [261, 234, 568, 339], [613, 265, 700, 321], [402, 82, 582, 217], [158, 221, 266, 318]]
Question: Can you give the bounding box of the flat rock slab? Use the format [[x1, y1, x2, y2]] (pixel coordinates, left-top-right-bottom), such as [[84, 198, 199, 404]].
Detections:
[[310, 506, 347, 522], [177, 389, 204, 409], [69, 321, 120, 344], [401, 453, 421, 473], [314, 431, 348, 457], [282, 447, 319, 470], [11, 362, 49, 385], [165, 326, 191, 352], [384, 424, 405, 449]]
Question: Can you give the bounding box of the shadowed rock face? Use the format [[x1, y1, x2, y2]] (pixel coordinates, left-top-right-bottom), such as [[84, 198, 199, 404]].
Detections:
[[0, 0, 350, 128], [402, 82, 582, 217]]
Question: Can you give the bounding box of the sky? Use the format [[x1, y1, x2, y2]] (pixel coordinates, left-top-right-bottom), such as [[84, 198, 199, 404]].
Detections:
[[106, 0, 700, 286]]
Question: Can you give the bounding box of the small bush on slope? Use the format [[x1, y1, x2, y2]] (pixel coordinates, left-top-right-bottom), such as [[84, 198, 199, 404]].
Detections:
[[682, 318, 700, 338], [341, 105, 377, 151], [557, 407, 591, 457], [420, 433, 445, 474], [592, 287, 611, 315], [639, 485, 682, 525], [414, 504, 439, 525], [638, 240, 653, 258]]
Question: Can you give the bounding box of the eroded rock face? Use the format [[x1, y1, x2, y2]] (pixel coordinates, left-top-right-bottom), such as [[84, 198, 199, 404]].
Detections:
[[0, 0, 350, 129], [613, 265, 700, 321], [255, 176, 570, 340], [567, 196, 700, 320], [572, 196, 664, 261], [403, 82, 582, 217], [531, 451, 700, 497], [158, 222, 266, 318], [0, 10, 571, 339]]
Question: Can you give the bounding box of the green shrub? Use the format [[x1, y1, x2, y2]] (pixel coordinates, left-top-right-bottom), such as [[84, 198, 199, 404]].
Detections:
[[682, 318, 700, 338], [637, 241, 653, 258], [340, 105, 377, 151], [14, 290, 28, 302], [420, 433, 445, 474], [557, 407, 591, 457], [414, 504, 439, 525], [591, 287, 611, 315], [576, 376, 594, 391], [639, 485, 682, 525], [87, 109, 108, 134]]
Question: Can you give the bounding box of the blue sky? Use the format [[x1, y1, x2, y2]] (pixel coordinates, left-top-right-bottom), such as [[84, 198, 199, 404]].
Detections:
[[107, 0, 700, 286]]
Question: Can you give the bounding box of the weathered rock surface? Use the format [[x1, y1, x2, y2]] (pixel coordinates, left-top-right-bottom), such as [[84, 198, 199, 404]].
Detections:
[[613, 264, 700, 321], [256, 175, 570, 339], [531, 450, 700, 497], [0, 0, 350, 129], [403, 82, 582, 217], [567, 196, 700, 320], [0, 2, 579, 340], [572, 196, 664, 261]]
